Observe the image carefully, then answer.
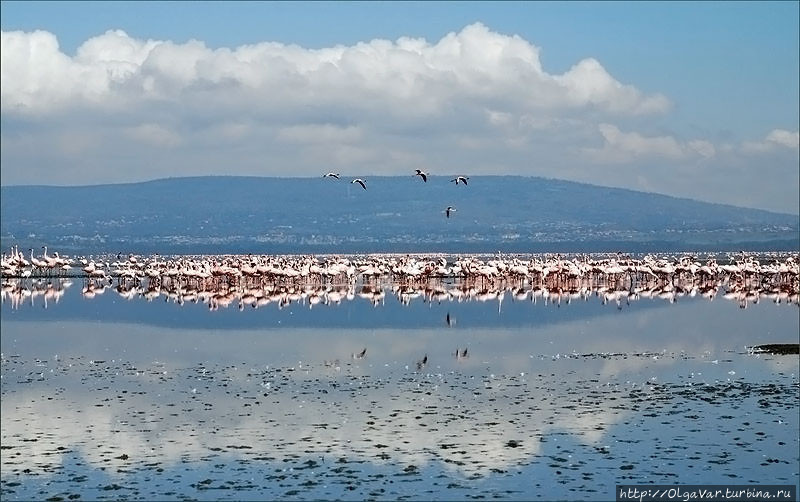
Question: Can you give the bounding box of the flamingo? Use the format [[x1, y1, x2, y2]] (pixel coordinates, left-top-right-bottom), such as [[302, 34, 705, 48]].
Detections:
[[414, 169, 428, 182], [42, 246, 53, 264], [450, 176, 469, 185], [351, 178, 367, 190], [29, 249, 47, 271], [445, 206, 456, 219], [39, 246, 59, 275], [323, 172, 340, 179]]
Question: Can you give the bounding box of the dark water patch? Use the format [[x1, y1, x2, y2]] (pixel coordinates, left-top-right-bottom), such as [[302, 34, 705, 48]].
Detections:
[[751, 343, 800, 355]]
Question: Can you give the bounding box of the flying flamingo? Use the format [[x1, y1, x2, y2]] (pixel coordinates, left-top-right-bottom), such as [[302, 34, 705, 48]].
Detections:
[[351, 178, 367, 190], [414, 169, 428, 182], [450, 176, 469, 185], [445, 206, 456, 218], [323, 173, 340, 179]]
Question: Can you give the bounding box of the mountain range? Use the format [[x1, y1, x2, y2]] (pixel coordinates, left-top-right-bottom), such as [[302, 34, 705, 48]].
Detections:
[[1, 175, 798, 255]]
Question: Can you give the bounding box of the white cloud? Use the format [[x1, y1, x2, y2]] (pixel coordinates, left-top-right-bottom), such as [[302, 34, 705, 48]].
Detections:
[[583, 123, 715, 163], [555, 58, 670, 115], [1, 24, 669, 118], [686, 139, 716, 158], [125, 123, 182, 147], [1, 25, 797, 213], [765, 129, 800, 148], [742, 129, 800, 153], [213, 121, 252, 141], [277, 124, 363, 144]]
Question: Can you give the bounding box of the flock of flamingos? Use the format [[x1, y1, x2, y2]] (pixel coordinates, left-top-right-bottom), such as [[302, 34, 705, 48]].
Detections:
[[1, 245, 798, 310]]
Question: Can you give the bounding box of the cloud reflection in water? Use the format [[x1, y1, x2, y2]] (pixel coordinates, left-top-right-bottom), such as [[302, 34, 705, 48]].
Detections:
[[1, 278, 798, 500]]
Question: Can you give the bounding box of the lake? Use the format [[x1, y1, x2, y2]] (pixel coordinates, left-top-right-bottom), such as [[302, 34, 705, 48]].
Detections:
[[1, 261, 798, 501]]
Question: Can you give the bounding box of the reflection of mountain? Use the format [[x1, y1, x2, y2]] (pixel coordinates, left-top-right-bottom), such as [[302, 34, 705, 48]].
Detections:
[[2, 176, 798, 254]]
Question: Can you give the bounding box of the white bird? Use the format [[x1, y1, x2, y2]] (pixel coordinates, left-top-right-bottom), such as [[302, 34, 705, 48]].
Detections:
[[414, 169, 428, 182], [450, 176, 469, 185], [351, 178, 367, 190], [445, 206, 456, 218], [323, 172, 340, 179], [29, 248, 47, 270]]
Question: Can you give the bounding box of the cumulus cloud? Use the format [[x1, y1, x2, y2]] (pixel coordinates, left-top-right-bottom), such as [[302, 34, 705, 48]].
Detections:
[[583, 123, 715, 163], [1, 24, 669, 118], [125, 123, 181, 147], [742, 129, 800, 153], [0, 24, 797, 213], [686, 139, 716, 158], [277, 124, 363, 144], [765, 129, 800, 148], [555, 58, 670, 114]]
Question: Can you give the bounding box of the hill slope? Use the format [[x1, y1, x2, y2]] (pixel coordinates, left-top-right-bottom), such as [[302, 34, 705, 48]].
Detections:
[[1, 176, 798, 254]]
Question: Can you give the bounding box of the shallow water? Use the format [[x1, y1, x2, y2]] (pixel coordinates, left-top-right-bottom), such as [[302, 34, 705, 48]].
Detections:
[[1, 276, 798, 501]]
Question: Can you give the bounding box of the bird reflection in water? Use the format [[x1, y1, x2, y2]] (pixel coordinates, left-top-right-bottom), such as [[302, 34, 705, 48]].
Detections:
[[2, 252, 798, 311]]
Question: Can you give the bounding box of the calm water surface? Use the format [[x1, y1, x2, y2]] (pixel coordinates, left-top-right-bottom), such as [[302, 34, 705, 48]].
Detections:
[[1, 277, 798, 501]]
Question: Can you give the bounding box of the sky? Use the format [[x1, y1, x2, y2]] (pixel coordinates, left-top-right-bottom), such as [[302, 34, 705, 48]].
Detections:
[[1, 1, 798, 214]]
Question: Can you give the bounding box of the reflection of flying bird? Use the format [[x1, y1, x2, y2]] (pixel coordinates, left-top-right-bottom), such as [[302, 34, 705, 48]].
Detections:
[[416, 354, 428, 371], [445, 206, 456, 219], [414, 169, 428, 182], [323, 172, 340, 179], [351, 178, 367, 190], [352, 348, 367, 359], [446, 312, 455, 327], [450, 176, 469, 185], [454, 347, 468, 360]]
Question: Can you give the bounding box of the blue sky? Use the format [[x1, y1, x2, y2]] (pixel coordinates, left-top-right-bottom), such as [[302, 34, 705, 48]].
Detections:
[[1, 1, 798, 212], [3, 1, 797, 135]]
